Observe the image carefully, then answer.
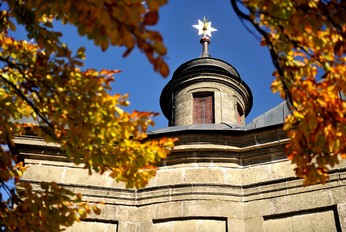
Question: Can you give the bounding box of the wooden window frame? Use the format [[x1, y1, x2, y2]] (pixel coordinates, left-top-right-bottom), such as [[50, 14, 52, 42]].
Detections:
[[193, 92, 214, 124]]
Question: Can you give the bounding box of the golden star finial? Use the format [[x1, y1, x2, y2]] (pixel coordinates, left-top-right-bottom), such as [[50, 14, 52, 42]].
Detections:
[[193, 17, 217, 38]]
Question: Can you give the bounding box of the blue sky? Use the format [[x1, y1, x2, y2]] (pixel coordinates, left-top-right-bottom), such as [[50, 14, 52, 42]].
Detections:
[[13, 1, 283, 130]]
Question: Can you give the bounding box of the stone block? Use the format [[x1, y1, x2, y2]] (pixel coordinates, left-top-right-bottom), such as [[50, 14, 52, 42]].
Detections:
[[243, 217, 264, 232], [152, 221, 172, 232], [91, 204, 119, 221], [184, 167, 224, 184], [291, 214, 313, 232], [263, 208, 337, 232], [63, 167, 112, 187], [273, 190, 333, 214], [183, 200, 242, 218], [117, 222, 137, 232], [134, 205, 155, 222], [244, 199, 276, 218], [263, 217, 293, 232], [23, 165, 64, 182], [292, 210, 336, 232], [98, 205, 137, 222], [153, 218, 226, 232], [309, 210, 338, 231], [241, 165, 274, 185], [172, 220, 196, 231], [155, 168, 185, 186], [224, 168, 243, 185], [271, 195, 295, 215], [65, 221, 117, 232], [227, 218, 246, 232], [196, 219, 226, 232], [137, 221, 153, 232], [330, 186, 346, 205], [337, 203, 346, 231], [271, 160, 295, 179], [155, 202, 183, 219]]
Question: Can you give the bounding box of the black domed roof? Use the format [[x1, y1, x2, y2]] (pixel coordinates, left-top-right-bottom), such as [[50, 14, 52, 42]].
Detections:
[[172, 57, 241, 80]]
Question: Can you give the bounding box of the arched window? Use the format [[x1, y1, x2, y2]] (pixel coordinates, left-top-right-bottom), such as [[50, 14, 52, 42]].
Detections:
[[193, 92, 214, 124]]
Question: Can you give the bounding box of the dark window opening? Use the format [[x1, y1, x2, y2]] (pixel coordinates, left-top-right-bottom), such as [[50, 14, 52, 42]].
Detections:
[[193, 92, 214, 124], [237, 102, 244, 124]]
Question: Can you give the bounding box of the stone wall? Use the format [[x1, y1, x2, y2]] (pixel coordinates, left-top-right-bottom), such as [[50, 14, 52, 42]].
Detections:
[[173, 80, 245, 126], [15, 126, 346, 231]]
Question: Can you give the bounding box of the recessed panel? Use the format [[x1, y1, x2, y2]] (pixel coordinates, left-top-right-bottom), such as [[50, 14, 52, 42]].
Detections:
[[65, 221, 117, 232], [153, 218, 226, 232], [264, 209, 338, 232]]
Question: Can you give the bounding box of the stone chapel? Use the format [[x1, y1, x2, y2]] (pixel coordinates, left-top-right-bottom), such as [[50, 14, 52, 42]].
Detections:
[[15, 19, 346, 231]]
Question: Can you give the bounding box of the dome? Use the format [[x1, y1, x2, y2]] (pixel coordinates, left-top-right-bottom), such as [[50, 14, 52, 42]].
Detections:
[[172, 57, 241, 80]]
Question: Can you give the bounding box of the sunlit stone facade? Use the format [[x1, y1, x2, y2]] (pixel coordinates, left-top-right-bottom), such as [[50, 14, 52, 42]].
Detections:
[[16, 38, 346, 232]]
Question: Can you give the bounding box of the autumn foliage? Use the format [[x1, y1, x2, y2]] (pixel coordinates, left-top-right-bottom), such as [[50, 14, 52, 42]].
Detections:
[[231, 0, 346, 185], [0, 0, 175, 231], [1, 0, 345, 230]]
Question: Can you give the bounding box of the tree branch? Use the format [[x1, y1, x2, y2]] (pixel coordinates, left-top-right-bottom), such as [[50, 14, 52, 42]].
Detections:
[[230, 0, 294, 106]]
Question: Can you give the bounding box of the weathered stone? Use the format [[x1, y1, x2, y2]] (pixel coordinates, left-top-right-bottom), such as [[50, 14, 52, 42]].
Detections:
[[337, 203, 346, 231], [227, 218, 246, 232], [152, 221, 173, 232], [65, 221, 117, 232], [172, 220, 196, 231], [196, 219, 226, 232], [243, 217, 263, 232], [291, 211, 337, 232], [241, 165, 274, 184], [155, 168, 185, 186], [154, 202, 184, 219], [271, 160, 295, 178], [244, 199, 276, 218], [264, 217, 293, 232], [23, 165, 64, 182], [184, 167, 224, 184], [224, 168, 243, 185], [15, 119, 346, 232], [117, 222, 137, 232], [272, 190, 333, 215]]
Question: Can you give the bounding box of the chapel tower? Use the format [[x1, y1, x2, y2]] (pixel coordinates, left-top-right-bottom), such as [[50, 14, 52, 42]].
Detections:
[[160, 18, 252, 126]]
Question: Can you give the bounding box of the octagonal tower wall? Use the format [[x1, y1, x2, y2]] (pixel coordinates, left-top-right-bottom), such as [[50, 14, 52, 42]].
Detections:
[[160, 57, 253, 127]]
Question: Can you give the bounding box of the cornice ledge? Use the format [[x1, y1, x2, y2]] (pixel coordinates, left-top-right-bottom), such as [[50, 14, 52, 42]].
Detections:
[[172, 139, 290, 153]]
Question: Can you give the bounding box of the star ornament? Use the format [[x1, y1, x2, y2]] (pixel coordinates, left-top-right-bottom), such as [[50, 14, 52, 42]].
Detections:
[[193, 18, 217, 38]]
